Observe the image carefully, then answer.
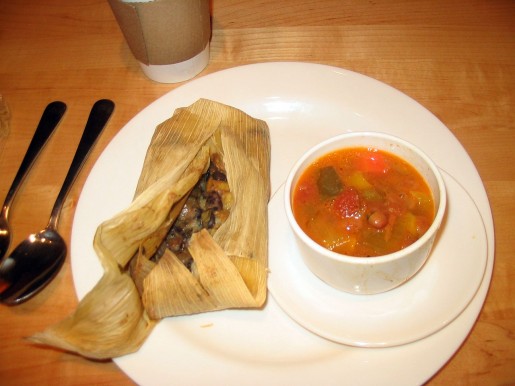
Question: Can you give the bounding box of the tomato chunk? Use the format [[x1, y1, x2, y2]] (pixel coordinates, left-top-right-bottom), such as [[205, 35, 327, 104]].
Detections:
[[333, 188, 360, 218], [358, 150, 388, 174]]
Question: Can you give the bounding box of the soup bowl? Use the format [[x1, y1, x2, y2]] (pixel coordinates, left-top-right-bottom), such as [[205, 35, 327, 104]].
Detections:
[[284, 132, 446, 295]]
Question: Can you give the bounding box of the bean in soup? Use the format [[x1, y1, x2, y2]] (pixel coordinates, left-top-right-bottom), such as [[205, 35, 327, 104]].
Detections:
[[292, 147, 435, 257]]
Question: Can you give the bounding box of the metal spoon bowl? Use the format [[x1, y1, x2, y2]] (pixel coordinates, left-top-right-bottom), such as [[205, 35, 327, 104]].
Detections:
[[0, 229, 66, 303], [0, 215, 12, 264], [0, 99, 114, 305]]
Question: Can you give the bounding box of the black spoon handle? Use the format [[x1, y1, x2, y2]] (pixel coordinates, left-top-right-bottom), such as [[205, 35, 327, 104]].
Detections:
[[1, 101, 67, 217], [47, 99, 115, 229]]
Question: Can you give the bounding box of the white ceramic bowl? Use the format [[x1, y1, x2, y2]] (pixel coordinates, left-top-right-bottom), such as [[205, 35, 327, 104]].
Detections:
[[284, 132, 447, 295]]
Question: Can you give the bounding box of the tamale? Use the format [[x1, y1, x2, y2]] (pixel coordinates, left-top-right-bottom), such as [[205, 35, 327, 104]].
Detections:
[[30, 99, 271, 359]]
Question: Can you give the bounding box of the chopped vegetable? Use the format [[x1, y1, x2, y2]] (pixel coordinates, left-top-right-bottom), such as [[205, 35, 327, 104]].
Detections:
[[333, 188, 361, 218], [317, 166, 343, 196], [358, 150, 388, 174], [345, 171, 373, 190]]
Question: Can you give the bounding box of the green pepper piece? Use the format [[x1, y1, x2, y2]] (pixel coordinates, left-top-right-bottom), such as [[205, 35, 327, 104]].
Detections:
[[317, 166, 343, 196]]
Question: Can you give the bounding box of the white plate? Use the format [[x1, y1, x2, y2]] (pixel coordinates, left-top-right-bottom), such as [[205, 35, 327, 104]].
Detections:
[[268, 171, 487, 347], [71, 63, 494, 386]]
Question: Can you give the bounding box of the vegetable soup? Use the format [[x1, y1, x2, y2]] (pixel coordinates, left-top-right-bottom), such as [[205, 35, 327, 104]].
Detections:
[[292, 147, 435, 257]]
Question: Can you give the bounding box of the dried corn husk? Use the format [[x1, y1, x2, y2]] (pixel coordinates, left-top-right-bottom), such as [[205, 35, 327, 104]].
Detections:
[[30, 99, 271, 359], [30, 270, 155, 359]]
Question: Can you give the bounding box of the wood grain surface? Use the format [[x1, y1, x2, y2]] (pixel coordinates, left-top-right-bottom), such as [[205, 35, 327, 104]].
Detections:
[[0, 1, 513, 385]]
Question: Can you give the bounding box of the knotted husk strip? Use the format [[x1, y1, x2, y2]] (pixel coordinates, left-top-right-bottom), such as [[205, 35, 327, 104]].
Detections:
[[29, 99, 270, 359]]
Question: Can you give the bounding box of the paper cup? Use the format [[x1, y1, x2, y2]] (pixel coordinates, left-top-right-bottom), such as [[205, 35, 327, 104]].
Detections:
[[108, 0, 211, 83]]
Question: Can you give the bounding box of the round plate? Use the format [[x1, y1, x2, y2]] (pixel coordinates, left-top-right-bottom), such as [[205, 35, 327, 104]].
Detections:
[[71, 62, 494, 386], [268, 171, 487, 347]]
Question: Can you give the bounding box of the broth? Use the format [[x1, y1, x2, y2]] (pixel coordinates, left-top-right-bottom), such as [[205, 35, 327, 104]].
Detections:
[[292, 147, 435, 257]]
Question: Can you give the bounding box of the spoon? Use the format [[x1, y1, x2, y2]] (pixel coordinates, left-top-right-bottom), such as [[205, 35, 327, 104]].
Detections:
[[0, 101, 67, 261], [0, 99, 115, 305]]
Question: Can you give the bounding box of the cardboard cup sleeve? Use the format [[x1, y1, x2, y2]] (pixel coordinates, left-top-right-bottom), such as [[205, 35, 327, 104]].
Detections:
[[108, 0, 211, 83]]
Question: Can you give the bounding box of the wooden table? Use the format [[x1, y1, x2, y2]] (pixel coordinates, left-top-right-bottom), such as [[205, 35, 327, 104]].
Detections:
[[1, 1, 513, 384]]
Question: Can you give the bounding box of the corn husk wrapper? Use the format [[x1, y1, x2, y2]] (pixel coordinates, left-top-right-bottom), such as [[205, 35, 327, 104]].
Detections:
[[30, 99, 271, 359]]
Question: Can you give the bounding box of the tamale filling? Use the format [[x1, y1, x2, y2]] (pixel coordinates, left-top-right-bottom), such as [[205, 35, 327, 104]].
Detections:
[[152, 153, 233, 270]]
